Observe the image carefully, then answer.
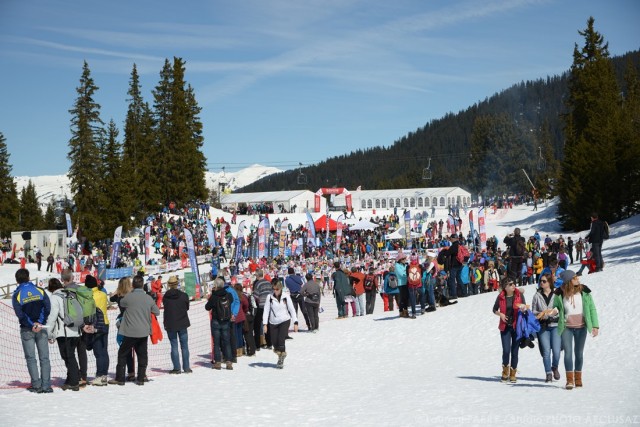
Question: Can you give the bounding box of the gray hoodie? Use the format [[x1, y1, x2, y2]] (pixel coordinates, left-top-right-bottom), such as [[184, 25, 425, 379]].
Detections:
[[119, 289, 160, 338]]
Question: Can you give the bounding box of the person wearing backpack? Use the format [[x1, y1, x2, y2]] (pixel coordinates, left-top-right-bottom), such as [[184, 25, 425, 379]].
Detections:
[[394, 252, 409, 317], [263, 279, 298, 369], [331, 261, 351, 319], [363, 267, 378, 315], [84, 275, 110, 386], [252, 269, 273, 350], [503, 228, 526, 285], [45, 278, 81, 391], [301, 272, 322, 332], [12, 268, 52, 393], [205, 278, 234, 370], [383, 264, 400, 311], [61, 268, 90, 386], [349, 266, 366, 317], [109, 275, 160, 386]]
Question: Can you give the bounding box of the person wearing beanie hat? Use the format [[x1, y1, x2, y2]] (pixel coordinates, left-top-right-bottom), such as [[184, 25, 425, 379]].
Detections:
[[84, 274, 110, 386], [553, 269, 599, 390]]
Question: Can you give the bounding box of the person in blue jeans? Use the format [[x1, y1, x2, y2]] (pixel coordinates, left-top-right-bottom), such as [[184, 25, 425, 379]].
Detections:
[[531, 273, 561, 382], [205, 278, 233, 370], [493, 277, 527, 383], [553, 270, 599, 390], [163, 275, 191, 374], [12, 268, 52, 393]]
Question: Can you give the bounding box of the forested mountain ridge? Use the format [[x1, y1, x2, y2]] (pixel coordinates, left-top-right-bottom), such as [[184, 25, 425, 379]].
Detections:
[[239, 50, 639, 196]]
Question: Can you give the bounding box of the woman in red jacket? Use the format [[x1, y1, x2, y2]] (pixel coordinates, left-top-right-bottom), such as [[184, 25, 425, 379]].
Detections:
[[151, 276, 164, 309], [493, 277, 528, 383]]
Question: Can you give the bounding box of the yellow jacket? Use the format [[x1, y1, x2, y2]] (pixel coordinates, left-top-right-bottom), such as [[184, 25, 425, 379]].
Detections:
[[533, 257, 543, 274], [92, 287, 110, 325]]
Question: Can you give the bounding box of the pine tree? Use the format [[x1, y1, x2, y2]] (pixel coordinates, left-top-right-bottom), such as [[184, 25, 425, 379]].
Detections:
[[0, 132, 20, 237], [153, 57, 207, 206], [68, 61, 105, 240], [19, 180, 43, 230], [558, 17, 622, 230], [100, 119, 128, 233], [617, 61, 640, 217], [123, 64, 160, 222], [43, 201, 57, 229]]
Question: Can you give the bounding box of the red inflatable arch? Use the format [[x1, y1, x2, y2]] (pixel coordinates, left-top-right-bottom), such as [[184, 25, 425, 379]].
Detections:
[[314, 188, 352, 212]]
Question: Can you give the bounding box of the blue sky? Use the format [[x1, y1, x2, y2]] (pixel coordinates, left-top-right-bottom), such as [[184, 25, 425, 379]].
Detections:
[[0, 0, 638, 176]]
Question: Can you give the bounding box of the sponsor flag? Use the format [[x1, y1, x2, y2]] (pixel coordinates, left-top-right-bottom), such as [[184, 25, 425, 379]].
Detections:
[[404, 210, 412, 249], [110, 226, 122, 268], [468, 211, 475, 251], [278, 220, 289, 256], [335, 214, 345, 251], [257, 217, 270, 258], [184, 228, 201, 288], [144, 226, 151, 265], [235, 220, 245, 263], [65, 213, 73, 238], [305, 209, 316, 247], [206, 219, 216, 248], [478, 207, 487, 251]]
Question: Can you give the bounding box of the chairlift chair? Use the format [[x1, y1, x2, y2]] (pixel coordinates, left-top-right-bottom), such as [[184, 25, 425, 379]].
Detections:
[[422, 157, 433, 180], [297, 162, 307, 185]]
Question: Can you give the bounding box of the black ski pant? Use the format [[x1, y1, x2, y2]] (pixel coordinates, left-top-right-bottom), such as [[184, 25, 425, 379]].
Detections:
[[365, 290, 376, 314], [57, 337, 80, 386], [115, 337, 148, 382], [268, 320, 290, 353]]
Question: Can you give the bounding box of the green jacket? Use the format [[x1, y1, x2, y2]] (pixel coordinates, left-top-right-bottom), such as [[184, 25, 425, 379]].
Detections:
[[553, 285, 599, 335]]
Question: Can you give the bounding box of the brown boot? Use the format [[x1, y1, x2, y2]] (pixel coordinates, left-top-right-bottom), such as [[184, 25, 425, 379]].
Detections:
[[236, 348, 243, 357], [501, 365, 510, 382], [213, 362, 222, 370], [574, 371, 582, 387], [509, 367, 517, 383], [566, 371, 575, 390], [226, 361, 233, 370]]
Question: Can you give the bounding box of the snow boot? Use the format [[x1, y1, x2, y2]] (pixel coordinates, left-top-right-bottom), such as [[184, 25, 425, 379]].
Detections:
[[277, 351, 287, 369], [509, 367, 517, 383], [552, 366, 560, 380], [574, 371, 582, 387], [545, 373, 553, 383], [226, 361, 233, 370], [501, 365, 510, 382], [566, 371, 575, 390], [213, 362, 222, 370]]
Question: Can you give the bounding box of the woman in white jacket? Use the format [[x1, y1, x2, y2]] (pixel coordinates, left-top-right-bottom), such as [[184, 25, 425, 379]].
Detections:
[[263, 279, 298, 368], [45, 278, 82, 391]]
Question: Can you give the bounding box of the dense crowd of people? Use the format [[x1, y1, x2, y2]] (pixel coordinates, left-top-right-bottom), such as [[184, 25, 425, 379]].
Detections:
[[10, 203, 607, 393]]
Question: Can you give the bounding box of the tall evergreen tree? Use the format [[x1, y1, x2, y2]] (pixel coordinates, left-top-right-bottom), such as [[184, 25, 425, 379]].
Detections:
[[19, 180, 43, 230], [100, 119, 128, 233], [68, 61, 105, 240], [617, 61, 640, 217], [0, 132, 20, 237], [558, 17, 622, 230], [43, 201, 57, 230], [123, 64, 160, 222], [153, 57, 207, 206]]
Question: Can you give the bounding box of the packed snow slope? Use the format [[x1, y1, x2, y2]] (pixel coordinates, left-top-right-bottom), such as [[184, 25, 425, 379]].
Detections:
[[0, 201, 639, 427]]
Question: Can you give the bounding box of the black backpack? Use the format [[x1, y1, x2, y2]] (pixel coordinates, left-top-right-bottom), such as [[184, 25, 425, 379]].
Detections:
[[387, 274, 398, 289], [364, 274, 376, 291], [214, 294, 232, 321]]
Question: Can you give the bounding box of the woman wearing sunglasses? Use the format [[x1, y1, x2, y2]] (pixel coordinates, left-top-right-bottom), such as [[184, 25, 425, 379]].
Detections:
[[493, 276, 528, 383], [532, 273, 561, 383], [263, 279, 298, 369], [553, 270, 599, 389]]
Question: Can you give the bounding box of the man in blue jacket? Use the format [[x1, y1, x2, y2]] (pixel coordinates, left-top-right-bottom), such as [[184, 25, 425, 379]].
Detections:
[[12, 268, 52, 393]]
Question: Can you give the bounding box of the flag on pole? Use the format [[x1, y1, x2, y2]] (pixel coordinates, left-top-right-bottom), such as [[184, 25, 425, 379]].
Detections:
[[144, 226, 151, 265], [404, 210, 412, 250], [235, 220, 245, 263], [206, 218, 216, 248], [335, 214, 345, 251], [478, 207, 487, 251], [184, 228, 201, 287], [257, 217, 270, 258], [65, 213, 73, 238], [278, 220, 289, 256], [110, 226, 122, 268]]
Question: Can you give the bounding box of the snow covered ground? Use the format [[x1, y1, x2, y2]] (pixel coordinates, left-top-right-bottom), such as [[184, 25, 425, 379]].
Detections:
[[0, 201, 638, 427]]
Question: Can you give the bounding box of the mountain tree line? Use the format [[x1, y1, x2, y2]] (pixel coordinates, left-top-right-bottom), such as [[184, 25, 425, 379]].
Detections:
[[242, 22, 638, 230]]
